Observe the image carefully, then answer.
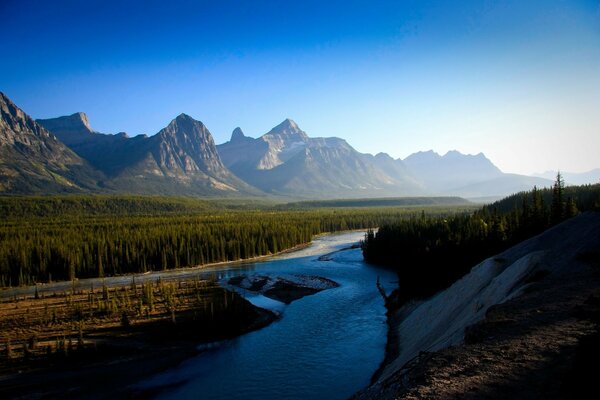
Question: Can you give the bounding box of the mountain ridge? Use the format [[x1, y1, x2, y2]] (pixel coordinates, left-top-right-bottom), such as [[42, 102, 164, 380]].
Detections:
[[0, 92, 104, 193], [0, 92, 562, 198]]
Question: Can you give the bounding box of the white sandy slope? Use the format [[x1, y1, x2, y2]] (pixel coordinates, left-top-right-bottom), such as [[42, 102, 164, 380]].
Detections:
[[377, 211, 600, 382]]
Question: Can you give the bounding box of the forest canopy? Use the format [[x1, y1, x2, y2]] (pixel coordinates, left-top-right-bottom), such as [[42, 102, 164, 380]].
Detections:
[[0, 196, 473, 287], [361, 178, 600, 303]]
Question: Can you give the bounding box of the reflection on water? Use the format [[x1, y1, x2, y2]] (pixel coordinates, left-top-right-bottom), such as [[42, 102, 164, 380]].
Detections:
[[136, 231, 396, 400]]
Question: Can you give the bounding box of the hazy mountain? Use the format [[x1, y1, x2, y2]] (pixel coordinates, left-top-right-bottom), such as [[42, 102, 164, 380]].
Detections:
[[368, 152, 424, 195], [534, 169, 600, 186], [446, 173, 554, 199], [402, 149, 553, 197], [218, 119, 422, 198], [38, 112, 261, 196], [404, 150, 503, 192], [0, 92, 103, 193]]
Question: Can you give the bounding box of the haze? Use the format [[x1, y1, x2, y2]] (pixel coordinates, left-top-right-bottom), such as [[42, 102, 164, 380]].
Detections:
[[1, 0, 599, 175]]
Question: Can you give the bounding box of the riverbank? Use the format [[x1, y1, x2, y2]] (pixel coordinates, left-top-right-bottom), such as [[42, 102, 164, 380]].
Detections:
[[0, 241, 312, 301], [355, 212, 600, 398], [0, 277, 277, 399]]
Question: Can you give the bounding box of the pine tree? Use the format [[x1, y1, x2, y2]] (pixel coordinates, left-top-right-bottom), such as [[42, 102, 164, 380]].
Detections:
[[550, 172, 565, 224]]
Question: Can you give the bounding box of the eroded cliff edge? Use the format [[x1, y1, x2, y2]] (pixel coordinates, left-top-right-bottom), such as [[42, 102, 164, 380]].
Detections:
[[356, 212, 600, 399]]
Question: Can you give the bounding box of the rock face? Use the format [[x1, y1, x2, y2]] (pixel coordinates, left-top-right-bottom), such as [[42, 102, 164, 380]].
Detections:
[[0, 92, 103, 193], [218, 119, 422, 198], [38, 110, 261, 196]]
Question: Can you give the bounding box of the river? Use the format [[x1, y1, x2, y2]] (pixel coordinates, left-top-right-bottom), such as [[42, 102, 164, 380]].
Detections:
[[134, 231, 397, 399]]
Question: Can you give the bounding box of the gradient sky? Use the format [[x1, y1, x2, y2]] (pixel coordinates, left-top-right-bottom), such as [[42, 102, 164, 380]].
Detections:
[[1, 0, 599, 175]]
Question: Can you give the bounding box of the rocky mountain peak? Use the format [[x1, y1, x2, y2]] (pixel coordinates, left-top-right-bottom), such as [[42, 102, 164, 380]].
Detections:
[[175, 113, 194, 122], [265, 118, 309, 142], [231, 127, 246, 142], [1, 91, 52, 142], [375, 152, 395, 161], [162, 114, 209, 139], [0, 92, 103, 193], [39, 112, 93, 134]]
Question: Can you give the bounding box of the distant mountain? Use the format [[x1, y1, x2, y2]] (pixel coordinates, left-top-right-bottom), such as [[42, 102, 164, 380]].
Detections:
[[0, 92, 103, 193], [404, 150, 503, 192], [1, 91, 573, 199], [368, 152, 424, 195], [402, 150, 552, 197], [38, 112, 261, 196], [218, 119, 422, 198], [534, 169, 600, 186], [445, 173, 554, 198]]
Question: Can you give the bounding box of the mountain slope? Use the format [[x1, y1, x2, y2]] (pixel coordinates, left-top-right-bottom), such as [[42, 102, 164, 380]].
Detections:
[[39, 112, 262, 196], [218, 119, 422, 198], [0, 92, 103, 193]]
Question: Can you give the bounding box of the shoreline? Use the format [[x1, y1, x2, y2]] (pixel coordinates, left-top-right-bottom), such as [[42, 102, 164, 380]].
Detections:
[[1, 229, 370, 299], [0, 242, 313, 299]]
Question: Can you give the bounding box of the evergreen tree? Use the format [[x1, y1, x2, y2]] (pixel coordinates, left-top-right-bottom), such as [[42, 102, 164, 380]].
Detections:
[[550, 172, 565, 225]]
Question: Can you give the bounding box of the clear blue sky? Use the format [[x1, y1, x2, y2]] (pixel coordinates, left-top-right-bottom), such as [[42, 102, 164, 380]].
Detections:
[[1, 0, 599, 174]]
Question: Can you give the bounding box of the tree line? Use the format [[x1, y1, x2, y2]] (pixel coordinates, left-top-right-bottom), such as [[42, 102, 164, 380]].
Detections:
[[362, 176, 600, 303], [0, 202, 471, 287]]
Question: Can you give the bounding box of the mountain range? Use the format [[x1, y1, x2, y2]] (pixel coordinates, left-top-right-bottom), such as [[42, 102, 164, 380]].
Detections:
[[534, 169, 600, 186], [0, 92, 573, 199]]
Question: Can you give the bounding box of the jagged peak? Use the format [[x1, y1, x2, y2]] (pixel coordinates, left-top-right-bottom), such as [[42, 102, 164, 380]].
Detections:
[[280, 118, 298, 130], [443, 150, 489, 159], [71, 112, 92, 131], [375, 152, 394, 160], [271, 118, 301, 132], [404, 150, 441, 162], [174, 113, 196, 122], [165, 113, 207, 131], [231, 127, 246, 141], [265, 118, 309, 141]]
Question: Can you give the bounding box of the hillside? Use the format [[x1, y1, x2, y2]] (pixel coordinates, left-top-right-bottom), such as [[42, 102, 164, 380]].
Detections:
[[355, 212, 600, 399]]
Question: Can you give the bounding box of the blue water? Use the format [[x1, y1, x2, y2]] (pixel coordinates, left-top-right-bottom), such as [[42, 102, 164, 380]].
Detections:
[[136, 231, 396, 400]]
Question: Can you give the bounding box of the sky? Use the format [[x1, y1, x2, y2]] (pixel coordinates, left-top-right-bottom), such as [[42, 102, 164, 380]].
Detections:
[[1, 0, 599, 175]]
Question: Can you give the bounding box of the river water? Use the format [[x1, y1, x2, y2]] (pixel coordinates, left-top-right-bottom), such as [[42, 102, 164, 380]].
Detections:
[[136, 231, 397, 400]]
